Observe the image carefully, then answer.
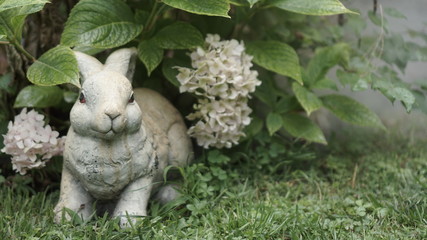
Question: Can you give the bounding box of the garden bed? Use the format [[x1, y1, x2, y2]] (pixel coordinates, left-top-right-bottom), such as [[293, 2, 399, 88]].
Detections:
[[1, 131, 426, 239]]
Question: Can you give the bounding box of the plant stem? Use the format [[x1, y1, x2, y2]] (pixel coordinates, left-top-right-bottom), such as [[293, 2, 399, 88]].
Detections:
[[145, 1, 159, 26], [11, 39, 36, 62], [144, 1, 159, 33], [142, 1, 167, 39]]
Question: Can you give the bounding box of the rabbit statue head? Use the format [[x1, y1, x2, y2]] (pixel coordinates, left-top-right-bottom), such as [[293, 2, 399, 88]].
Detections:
[[70, 48, 141, 141]]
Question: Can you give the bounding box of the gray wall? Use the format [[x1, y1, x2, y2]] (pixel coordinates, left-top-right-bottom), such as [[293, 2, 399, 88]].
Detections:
[[314, 0, 427, 139]]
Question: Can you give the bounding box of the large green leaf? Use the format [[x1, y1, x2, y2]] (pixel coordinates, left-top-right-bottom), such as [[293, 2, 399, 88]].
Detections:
[[0, 1, 47, 42], [0, 0, 48, 13], [305, 43, 350, 86], [266, 112, 283, 135], [282, 113, 327, 144], [153, 22, 204, 50], [292, 82, 322, 115], [162, 0, 230, 18], [61, 0, 143, 48], [138, 39, 164, 76], [267, 0, 356, 16], [0, 0, 48, 41], [246, 41, 302, 84], [14, 85, 63, 108], [27, 46, 80, 87], [321, 94, 385, 129]]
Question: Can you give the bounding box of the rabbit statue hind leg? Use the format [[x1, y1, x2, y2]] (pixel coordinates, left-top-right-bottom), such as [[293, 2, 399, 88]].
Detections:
[[133, 88, 194, 202]]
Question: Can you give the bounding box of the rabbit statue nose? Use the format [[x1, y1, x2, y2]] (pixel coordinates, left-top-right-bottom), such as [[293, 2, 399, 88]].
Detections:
[[106, 110, 121, 120], [104, 105, 121, 120]]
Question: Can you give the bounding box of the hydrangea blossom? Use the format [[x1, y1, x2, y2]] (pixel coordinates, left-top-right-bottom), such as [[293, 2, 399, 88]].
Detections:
[[176, 34, 261, 148], [1, 108, 66, 175], [187, 99, 253, 148]]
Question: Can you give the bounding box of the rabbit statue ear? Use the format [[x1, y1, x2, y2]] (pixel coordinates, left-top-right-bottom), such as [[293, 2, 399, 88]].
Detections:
[[73, 51, 103, 85], [104, 48, 137, 81]]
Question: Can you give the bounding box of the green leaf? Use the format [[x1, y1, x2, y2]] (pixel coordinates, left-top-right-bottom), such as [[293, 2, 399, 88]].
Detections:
[[370, 70, 415, 113], [275, 96, 299, 114], [0, 2, 45, 42], [310, 77, 337, 90], [135, 10, 150, 25], [61, 0, 143, 48], [254, 75, 277, 106], [72, 46, 104, 56], [267, 0, 356, 16], [266, 112, 283, 135], [246, 40, 302, 84], [154, 22, 204, 50], [0, 0, 48, 42], [292, 82, 322, 115], [336, 69, 372, 89], [229, 0, 249, 7], [162, 0, 230, 18], [245, 116, 263, 137], [208, 150, 230, 164], [247, 0, 261, 7], [305, 43, 350, 86], [14, 85, 63, 108], [413, 91, 427, 115], [0, 0, 49, 13], [282, 113, 327, 144], [27, 46, 80, 87], [0, 120, 6, 152], [138, 39, 164, 76], [368, 11, 385, 27], [321, 94, 385, 129], [0, 72, 16, 94], [352, 78, 370, 91], [386, 87, 415, 113], [384, 7, 406, 19]]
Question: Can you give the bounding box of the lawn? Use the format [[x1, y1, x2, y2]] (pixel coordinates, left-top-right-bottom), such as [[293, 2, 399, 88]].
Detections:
[[1, 130, 426, 239]]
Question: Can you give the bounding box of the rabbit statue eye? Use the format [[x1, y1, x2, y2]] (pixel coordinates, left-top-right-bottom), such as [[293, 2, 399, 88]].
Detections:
[[128, 92, 135, 103], [79, 92, 86, 103]]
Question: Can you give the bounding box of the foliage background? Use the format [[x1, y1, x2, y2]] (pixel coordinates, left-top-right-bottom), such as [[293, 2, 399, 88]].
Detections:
[[0, 0, 426, 209], [0, 0, 426, 238]]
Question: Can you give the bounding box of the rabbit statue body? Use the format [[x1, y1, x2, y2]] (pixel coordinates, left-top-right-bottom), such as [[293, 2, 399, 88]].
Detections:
[[54, 48, 193, 226]]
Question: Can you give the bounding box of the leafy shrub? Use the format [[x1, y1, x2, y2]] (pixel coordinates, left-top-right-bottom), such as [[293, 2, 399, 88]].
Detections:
[[0, 0, 426, 181]]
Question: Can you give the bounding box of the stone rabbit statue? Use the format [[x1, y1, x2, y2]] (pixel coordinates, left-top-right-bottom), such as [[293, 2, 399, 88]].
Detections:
[[54, 48, 193, 227]]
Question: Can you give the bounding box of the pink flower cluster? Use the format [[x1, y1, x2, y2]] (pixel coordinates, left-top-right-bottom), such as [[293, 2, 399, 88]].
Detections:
[[1, 108, 65, 175]]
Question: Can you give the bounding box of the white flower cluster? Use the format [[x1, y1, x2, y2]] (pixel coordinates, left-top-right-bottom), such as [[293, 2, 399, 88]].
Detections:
[[176, 34, 261, 148], [1, 108, 66, 175]]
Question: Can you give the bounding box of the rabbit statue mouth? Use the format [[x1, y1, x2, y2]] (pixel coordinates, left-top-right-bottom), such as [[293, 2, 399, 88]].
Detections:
[[96, 129, 117, 140], [91, 127, 123, 140], [89, 115, 133, 140]]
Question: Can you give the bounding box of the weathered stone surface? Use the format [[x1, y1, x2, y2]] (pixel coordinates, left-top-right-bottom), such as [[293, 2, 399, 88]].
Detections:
[[54, 48, 193, 227]]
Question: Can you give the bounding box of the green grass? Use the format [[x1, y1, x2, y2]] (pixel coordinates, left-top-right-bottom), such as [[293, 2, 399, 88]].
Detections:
[[1, 131, 427, 239]]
